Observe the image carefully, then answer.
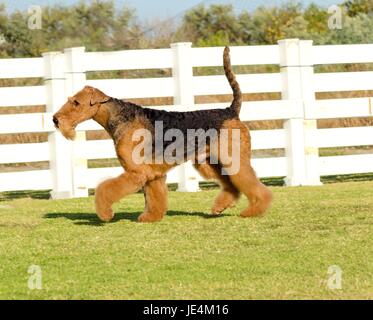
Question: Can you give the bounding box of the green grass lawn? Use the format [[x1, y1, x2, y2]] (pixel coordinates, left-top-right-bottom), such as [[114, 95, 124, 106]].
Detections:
[[0, 181, 372, 300]]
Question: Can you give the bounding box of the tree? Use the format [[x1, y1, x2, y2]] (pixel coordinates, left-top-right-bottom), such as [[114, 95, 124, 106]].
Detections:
[[175, 4, 243, 46], [2, 0, 373, 58], [344, 0, 373, 17], [304, 3, 329, 35], [244, 3, 308, 44], [0, 1, 141, 58], [324, 12, 373, 44]]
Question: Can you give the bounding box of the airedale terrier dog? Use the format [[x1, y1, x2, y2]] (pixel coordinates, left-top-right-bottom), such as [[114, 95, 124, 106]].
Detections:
[[53, 47, 272, 222]]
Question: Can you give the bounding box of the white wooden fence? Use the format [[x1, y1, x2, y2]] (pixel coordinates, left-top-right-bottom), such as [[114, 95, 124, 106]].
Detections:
[[0, 39, 373, 198]]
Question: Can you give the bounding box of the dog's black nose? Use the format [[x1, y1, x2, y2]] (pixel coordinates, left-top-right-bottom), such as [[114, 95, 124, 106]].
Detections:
[[53, 116, 59, 128]]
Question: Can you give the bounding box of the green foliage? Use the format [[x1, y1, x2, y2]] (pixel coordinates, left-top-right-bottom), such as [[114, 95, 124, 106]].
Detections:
[[176, 4, 243, 45], [324, 12, 373, 44], [244, 3, 308, 44], [304, 3, 329, 33], [196, 30, 230, 47], [344, 0, 373, 16], [0, 0, 140, 57], [176, 1, 373, 46], [1, 0, 373, 57]]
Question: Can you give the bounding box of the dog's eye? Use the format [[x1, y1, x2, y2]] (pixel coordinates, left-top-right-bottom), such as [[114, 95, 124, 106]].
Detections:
[[73, 100, 80, 106]]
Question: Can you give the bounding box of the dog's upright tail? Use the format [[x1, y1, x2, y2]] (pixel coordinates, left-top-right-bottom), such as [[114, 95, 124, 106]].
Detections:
[[223, 46, 242, 116]]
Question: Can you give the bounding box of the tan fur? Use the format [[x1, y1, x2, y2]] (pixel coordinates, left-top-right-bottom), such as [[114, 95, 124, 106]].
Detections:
[[53, 86, 110, 140], [140, 176, 168, 222], [220, 119, 272, 217], [194, 163, 240, 215]]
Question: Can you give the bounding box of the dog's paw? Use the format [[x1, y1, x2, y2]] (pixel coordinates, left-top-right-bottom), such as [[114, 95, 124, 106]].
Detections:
[[96, 208, 114, 222], [211, 202, 235, 215], [211, 206, 224, 215], [138, 212, 163, 223], [240, 207, 265, 218]]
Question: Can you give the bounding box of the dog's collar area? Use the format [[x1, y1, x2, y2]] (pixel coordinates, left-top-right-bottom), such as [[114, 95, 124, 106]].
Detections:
[[92, 97, 114, 123]]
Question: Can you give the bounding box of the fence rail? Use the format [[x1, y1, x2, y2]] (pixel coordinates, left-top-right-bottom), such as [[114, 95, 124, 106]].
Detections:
[[0, 39, 373, 198]]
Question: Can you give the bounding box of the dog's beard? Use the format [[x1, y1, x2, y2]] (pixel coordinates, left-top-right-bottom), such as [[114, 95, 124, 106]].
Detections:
[[58, 121, 76, 140]]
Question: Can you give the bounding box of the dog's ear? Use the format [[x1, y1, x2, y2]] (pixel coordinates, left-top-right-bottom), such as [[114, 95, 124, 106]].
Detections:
[[85, 86, 110, 106]]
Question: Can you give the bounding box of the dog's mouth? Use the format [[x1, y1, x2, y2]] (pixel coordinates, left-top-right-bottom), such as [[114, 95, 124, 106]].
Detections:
[[56, 120, 76, 140], [62, 127, 76, 140], [62, 129, 76, 140]]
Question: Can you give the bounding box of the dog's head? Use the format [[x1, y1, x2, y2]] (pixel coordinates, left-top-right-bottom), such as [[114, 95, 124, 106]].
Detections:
[[53, 86, 110, 140]]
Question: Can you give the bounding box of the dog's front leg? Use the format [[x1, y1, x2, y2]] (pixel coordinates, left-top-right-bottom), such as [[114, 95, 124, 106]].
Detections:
[[138, 176, 168, 223], [95, 172, 146, 222]]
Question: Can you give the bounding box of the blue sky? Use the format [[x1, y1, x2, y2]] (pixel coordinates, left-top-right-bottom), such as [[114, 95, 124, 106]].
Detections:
[[2, 0, 344, 20]]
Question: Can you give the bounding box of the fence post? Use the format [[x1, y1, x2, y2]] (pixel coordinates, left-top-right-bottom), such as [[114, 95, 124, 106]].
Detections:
[[64, 47, 89, 197], [171, 42, 200, 192], [279, 39, 307, 186], [279, 39, 322, 186], [43, 51, 74, 199], [299, 40, 322, 185]]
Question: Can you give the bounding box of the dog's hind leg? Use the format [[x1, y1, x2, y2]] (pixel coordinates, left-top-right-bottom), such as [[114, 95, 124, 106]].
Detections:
[[228, 164, 272, 217], [219, 119, 272, 217], [95, 172, 147, 222], [138, 176, 168, 223], [194, 163, 240, 215]]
